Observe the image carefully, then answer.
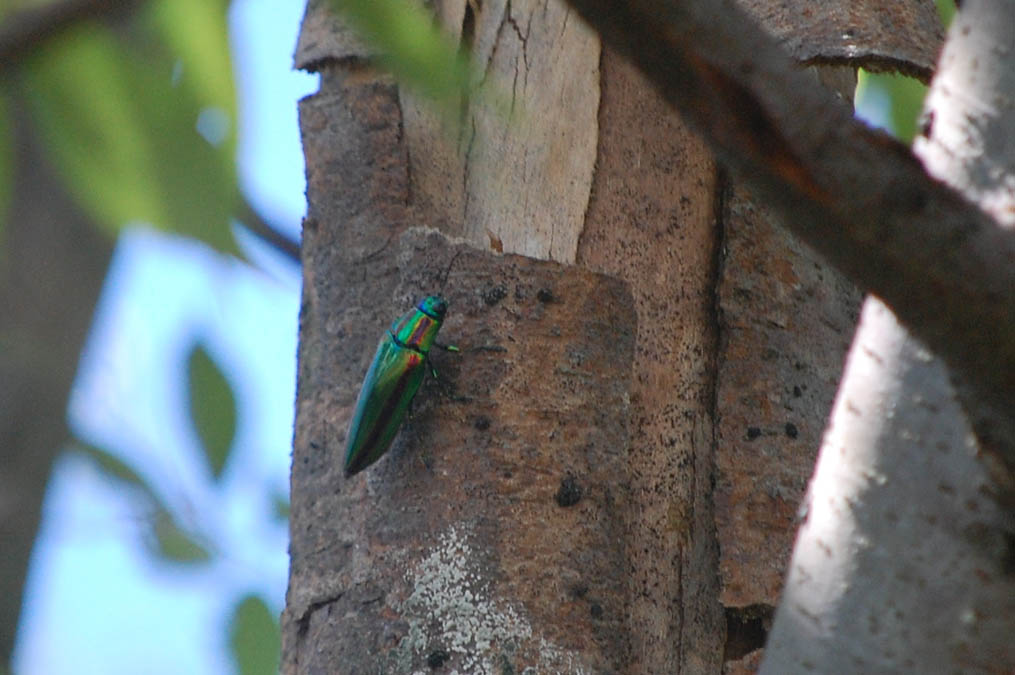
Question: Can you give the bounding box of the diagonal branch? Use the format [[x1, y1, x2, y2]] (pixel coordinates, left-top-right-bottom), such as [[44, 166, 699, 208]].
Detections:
[[563, 0, 1015, 474], [0, 0, 143, 68], [237, 198, 301, 264]]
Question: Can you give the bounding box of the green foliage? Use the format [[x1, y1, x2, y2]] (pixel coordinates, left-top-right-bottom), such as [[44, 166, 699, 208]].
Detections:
[[329, 0, 477, 110], [271, 491, 291, 522], [855, 71, 928, 144], [148, 0, 237, 120], [935, 0, 956, 27], [187, 343, 238, 481], [229, 594, 281, 675], [854, 0, 952, 145], [20, 0, 239, 254], [151, 507, 213, 563]]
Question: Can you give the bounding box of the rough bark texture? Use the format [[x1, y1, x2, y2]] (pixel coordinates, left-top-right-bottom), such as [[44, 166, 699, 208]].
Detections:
[[715, 187, 860, 608], [713, 65, 861, 670], [560, 0, 1015, 478], [284, 0, 969, 673], [288, 1, 727, 669], [285, 225, 637, 673], [737, 0, 943, 80], [576, 50, 723, 672]]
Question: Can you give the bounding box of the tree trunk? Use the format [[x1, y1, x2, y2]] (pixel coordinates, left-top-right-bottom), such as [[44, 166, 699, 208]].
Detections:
[[282, 0, 1011, 672]]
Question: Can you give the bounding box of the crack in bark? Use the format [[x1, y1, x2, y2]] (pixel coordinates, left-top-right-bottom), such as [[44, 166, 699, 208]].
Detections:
[[295, 593, 344, 641], [396, 92, 413, 210], [461, 116, 478, 227], [504, 0, 530, 73]]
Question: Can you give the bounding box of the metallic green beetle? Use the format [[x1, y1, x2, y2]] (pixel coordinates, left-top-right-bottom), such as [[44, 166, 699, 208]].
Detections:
[[344, 296, 454, 476]]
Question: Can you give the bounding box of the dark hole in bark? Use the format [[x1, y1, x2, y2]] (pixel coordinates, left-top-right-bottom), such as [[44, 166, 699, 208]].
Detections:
[[723, 603, 774, 661]]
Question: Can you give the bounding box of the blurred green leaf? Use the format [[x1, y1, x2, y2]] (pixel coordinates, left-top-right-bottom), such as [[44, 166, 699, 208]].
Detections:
[[75, 441, 156, 497], [147, 0, 236, 141], [856, 70, 928, 144], [151, 508, 213, 563], [271, 491, 290, 522], [330, 0, 476, 110], [935, 0, 956, 27], [22, 2, 239, 254], [229, 594, 281, 675], [187, 343, 237, 481]]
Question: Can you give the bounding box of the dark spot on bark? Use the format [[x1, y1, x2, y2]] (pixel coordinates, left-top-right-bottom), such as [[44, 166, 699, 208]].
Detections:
[[556, 475, 582, 507], [427, 649, 450, 668], [746, 427, 762, 440], [785, 422, 799, 439], [536, 288, 555, 303], [482, 285, 507, 305], [723, 604, 774, 662], [474, 416, 491, 431], [793, 385, 803, 397], [1002, 531, 1015, 575], [569, 583, 589, 599], [590, 603, 604, 619]]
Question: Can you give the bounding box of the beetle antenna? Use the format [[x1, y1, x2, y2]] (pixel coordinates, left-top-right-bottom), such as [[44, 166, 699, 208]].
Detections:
[[438, 249, 463, 295]]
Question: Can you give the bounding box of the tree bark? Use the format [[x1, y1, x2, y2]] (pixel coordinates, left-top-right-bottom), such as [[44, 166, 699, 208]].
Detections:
[[560, 0, 1015, 479], [283, 0, 1011, 672]]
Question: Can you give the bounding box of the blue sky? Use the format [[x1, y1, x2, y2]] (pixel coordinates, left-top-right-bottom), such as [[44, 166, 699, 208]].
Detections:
[[13, 2, 316, 673]]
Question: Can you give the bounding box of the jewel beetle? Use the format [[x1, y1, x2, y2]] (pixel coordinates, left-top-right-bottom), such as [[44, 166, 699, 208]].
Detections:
[[343, 296, 456, 476]]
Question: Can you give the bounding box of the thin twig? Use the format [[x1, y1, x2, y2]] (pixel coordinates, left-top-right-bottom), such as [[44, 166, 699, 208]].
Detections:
[[237, 198, 301, 264]]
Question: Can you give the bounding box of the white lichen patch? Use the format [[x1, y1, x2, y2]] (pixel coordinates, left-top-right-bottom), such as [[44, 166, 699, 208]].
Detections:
[[399, 526, 588, 675]]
